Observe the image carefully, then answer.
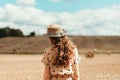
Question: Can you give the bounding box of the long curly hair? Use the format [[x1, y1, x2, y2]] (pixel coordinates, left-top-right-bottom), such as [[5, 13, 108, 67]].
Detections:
[[49, 36, 76, 66]]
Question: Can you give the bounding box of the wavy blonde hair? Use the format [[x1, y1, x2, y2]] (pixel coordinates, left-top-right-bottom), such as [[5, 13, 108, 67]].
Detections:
[[49, 36, 76, 66]]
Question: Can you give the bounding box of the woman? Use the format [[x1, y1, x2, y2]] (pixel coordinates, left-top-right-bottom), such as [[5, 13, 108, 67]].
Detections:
[[41, 24, 80, 80]]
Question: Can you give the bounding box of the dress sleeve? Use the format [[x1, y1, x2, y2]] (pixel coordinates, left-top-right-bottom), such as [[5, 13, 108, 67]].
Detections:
[[73, 48, 81, 64], [41, 49, 49, 66], [72, 48, 81, 80], [42, 49, 51, 80]]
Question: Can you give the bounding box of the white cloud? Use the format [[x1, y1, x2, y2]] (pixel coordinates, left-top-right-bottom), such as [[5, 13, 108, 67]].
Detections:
[[0, 3, 120, 35], [0, 8, 4, 19], [16, 0, 36, 6], [0, 4, 58, 35]]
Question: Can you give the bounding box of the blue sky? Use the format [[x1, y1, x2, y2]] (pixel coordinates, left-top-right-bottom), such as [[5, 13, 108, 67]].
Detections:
[[0, 0, 120, 35], [36, 0, 120, 12], [1, 0, 120, 12]]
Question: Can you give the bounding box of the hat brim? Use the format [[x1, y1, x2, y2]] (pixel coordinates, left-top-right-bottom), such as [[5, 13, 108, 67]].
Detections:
[[43, 33, 66, 37]]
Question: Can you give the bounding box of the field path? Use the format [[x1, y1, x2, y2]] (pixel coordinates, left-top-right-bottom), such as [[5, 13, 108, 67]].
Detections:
[[0, 55, 44, 80], [0, 54, 120, 80]]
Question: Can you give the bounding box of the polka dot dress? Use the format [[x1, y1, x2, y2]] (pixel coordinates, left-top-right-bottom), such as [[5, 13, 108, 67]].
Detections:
[[41, 47, 80, 80]]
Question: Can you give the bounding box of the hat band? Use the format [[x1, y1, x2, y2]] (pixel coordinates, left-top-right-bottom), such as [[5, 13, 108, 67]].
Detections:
[[48, 31, 64, 36]]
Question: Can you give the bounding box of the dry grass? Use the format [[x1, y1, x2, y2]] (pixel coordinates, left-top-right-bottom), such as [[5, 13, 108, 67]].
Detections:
[[0, 54, 120, 80], [80, 54, 120, 80], [0, 36, 120, 53], [0, 54, 44, 80], [106, 51, 112, 55]]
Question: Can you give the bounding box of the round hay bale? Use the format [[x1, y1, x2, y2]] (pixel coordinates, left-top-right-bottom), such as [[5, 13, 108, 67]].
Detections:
[[85, 51, 95, 58], [106, 51, 111, 55], [13, 48, 17, 52]]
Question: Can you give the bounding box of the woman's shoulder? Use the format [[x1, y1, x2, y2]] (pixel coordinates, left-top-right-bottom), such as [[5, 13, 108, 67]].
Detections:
[[43, 47, 55, 57], [73, 47, 81, 62], [73, 47, 78, 54], [44, 47, 51, 53]]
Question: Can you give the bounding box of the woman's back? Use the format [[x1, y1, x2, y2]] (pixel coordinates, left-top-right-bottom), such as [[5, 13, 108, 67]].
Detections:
[[41, 24, 81, 80]]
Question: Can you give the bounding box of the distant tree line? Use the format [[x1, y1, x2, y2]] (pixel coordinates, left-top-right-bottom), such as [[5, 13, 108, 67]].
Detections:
[[0, 27, 35, 38], [26, 31, 36, 37]]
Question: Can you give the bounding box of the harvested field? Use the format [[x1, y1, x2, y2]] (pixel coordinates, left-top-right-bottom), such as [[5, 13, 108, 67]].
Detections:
[[0, 54, 120, 80]]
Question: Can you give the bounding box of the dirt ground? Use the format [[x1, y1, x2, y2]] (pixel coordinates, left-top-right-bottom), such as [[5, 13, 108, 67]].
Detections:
[[0, 54, 120, 80]]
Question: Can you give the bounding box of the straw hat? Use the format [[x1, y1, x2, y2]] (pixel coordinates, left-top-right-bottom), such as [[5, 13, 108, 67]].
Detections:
[[43, 24, 66, 37]]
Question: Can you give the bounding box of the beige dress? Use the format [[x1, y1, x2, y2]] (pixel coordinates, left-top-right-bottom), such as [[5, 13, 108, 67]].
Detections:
[[41, 47, 80, 80]]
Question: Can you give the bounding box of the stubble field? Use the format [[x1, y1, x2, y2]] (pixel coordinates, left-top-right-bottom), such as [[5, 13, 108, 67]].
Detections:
[[0, 54, 120, 80]]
